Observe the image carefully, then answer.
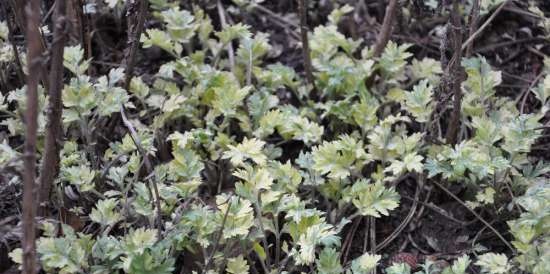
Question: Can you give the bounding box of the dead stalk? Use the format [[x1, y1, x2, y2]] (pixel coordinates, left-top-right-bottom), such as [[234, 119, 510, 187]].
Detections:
[[22, 0, 44, 272], [124, 0, 148, 91], [372, 0, 398, 57], [444, 0, 464, 145], [297, 0, 316, 97], [38, 0, 68, 217], [465, 0, 480, 57]]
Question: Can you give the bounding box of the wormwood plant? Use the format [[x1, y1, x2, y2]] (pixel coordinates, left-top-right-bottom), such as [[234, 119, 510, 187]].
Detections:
[[1, 1, 549, 274]]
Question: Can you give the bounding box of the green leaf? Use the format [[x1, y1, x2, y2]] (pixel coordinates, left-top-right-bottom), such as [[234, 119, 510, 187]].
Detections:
[[312, 135, 368, 179], [63, 45, 90, 75], [403, 80, 434, 123], [317, 248, 343, 274], [226, 255, 249, 274], [328, 4, 354, 25], [90, 198, 122, 227], [223, 137, 267, 167], [216, 23, 251, 44], [442, 255, 471, 274], [216, 194, 254, 239], [349, 180, 400, 217], [350, 253, 381, 274], [385, 263, 411, 274], [161, 7, 198, 43], [252, 242, 266, 261], [475, 253, 511, 274]]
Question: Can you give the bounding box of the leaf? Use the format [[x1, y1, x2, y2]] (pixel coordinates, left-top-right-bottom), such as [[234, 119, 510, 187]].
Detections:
[[90, 198, 121, 227], [385, 263, 411, 274], [63, 45, 90, 75], [212, 85, 251, 117], [317, 248, 343, 274], [216, 23, 251, 44], [312, 135, 367, 179], [475, 253, 511, 274], [104, 0, 123, 8], [226, 255, 249, 274], [379, 42, 412, 77], [350, 253, 381, 274], [140, 29, 180, 56], [0, 21, 8, 41], [462, 57, 501, 102], [531, 75, 550, 105], [442, 255, 471, 274], [216, 194, 254, 239], [350, 180, 400, 217], [161, 7, 198, 43], [293, 222, 339, 265], [476, 187, 496, 205], [252, 242, 266, 261], [328, 4, 354, 25], [223, 137, 267, 167], [403, 80, 434, 123]]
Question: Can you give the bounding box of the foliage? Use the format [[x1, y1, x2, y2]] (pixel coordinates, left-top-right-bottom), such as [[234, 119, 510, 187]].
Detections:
[[2, 1, 549, 274]]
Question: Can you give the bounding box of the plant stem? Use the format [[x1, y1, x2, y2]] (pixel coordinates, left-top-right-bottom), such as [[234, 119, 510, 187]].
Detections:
[[39, 0, 68, 217], [372, 0, 398, 57], [297, 0, 316, 98], [22, 0, 43, 272]]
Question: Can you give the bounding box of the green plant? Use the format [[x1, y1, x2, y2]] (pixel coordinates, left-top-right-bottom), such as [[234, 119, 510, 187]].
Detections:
[[3, 1, 550, 274]]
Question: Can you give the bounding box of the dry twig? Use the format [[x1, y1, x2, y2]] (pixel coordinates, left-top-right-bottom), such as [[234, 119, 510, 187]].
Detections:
[[39, 0, 69, 217], [297, 0, 316, 97], [372, 0, 398, 57], [22, 0, 44, 272], [124, 0, 148, 91], [432, 180, 515, 253]]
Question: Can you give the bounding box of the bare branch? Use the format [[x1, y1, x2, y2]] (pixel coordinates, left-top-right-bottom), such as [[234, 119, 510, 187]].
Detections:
[[372, 0, 398, 57], [444, 0, 465, 145], [38, 0, 68, 217], [297, 0, 316, 98], [22, 0, 44, 272], [124, 0, 148, 91]]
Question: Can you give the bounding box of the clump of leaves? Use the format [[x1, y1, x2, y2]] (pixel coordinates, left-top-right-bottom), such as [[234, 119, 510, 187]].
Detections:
[[3, 2, 550, 274]]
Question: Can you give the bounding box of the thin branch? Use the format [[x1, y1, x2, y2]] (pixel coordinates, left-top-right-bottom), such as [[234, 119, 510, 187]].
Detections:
[[253, 195, 272, 272], [204, 195, 232, 273], [432, 180, 515, 254], [375, 175, 421, 252], [297, 0, 316, 98], [123, 0, 148, 91], [38, 0, 68, 217], [465, 0, 480, 57], [372, 0, 398, 57], [444, 0, 465, 145], [369, 216, 376, 274], [22, 0, 44, 272], [119, 105, 163, 237], [461, 0, 508, 51]]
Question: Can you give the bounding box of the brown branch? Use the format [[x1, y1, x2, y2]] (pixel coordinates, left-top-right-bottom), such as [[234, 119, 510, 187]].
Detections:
[[465, 0, 480, 57], [38, 0, 68, 217], [22, 0, 44, 272], [297, 0, 316, 98], [462, 0, 508, 52], [1, 3, 25, 85], [444, 0, 465, 145], [372, 0, 398, 57], [124, 0, 148, 91]]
